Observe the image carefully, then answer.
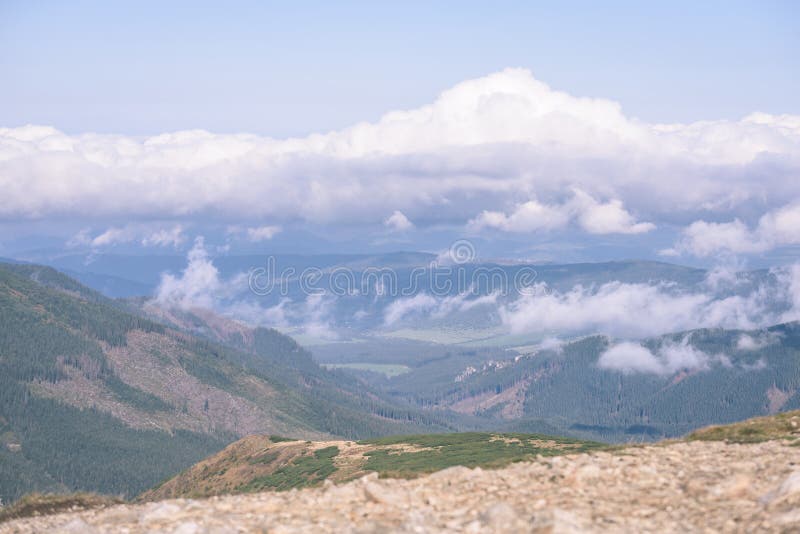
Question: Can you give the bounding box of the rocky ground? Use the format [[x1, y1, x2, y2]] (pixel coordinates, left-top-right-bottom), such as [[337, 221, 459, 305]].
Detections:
[[3, 439, 800, 533]]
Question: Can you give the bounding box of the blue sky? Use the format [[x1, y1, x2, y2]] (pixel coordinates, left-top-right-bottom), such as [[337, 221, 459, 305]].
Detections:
[[1, 0, 798, 136]]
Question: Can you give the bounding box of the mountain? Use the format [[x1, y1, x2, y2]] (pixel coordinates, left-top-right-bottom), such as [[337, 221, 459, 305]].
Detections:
[[356, 324, 800, 441], [0, 263, 449, 504]]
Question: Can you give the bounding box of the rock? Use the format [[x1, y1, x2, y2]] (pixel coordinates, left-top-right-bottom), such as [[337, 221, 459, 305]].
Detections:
[[479, 502, 526, 531], [776, 470, 800, 498], [3, 439, 800, 533], [711, 474, 752, 499], [363, 481, 408, 507], [57, 518, 98, 534], [140, 502, 183, 523]]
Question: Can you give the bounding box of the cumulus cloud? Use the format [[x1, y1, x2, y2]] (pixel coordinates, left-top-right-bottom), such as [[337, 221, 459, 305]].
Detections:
[[2, 69, 799, 244], [469, 199, 570, 233], [598, 338, 729, 376], [570, 189, 655, 234], [155, 237, 224, 309], [666, 203, 800, 257], [470, 188, 654, 235], [500, 265, 799, 339], [384, 210, 414, 232]]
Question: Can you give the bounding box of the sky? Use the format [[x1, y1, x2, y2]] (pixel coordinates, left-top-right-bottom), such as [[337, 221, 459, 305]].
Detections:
[[2, 1, 798, 135], [1, 1, 799, 266]]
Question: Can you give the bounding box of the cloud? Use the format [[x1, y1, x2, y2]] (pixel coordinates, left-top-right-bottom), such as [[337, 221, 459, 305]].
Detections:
[[382, 290, 499, 326], [469, 199, 569, 233], [666, 203, 800, 257], [570, 189, 655, 235], [598, 338, 728, 376], [597, 342, 665, 374], [736, 333, 780, 351], [68, 224, 186, 248], [470, 189, 654, 235], [2, 69, 799, 243], [246, 225, 282, 242], [152, 239, 340, 338], [384, 210, 414, 232], [142, 225, 186, 247], [500, 265, 799, 339], [154, 237, 223, 309], [383, 294, 439, 325]]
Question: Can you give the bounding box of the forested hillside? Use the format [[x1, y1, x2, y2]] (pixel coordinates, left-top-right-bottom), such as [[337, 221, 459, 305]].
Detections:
[[0, 264, 449, 504], [363, 324, 800, 441]]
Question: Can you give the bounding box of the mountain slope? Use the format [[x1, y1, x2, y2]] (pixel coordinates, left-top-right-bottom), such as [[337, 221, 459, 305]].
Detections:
[[140, 431, 604, 501], [0, 263, 449, 503], [360, 323, 800, 441]]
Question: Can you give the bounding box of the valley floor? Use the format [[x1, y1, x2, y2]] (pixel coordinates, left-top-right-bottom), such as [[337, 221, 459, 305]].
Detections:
[[4, 439, 800, 533]]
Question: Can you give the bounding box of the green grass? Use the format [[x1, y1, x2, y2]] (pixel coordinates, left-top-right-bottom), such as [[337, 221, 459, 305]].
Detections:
[[321, 363, 411, 377], [687, 410, 800, 444], [237, 446, 340, 492], [0, 493, 123, 523], [358, 432, 606, 477], [268, 435, 297, 443]]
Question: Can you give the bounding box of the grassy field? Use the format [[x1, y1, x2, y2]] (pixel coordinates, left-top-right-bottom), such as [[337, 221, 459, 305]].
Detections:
[[237, 446, 340, 492], [321, 363, 411, 377], [687, 410, 800, 444], [359, 432, 605, 477]]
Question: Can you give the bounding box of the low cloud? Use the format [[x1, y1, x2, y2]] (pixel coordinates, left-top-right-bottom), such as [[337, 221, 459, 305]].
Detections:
[[383, 291, 499, 326], [736, 333, 780, 351], [153, 240, 338, 338], [598, 338, 730, 376], [155, 237, 224, 309], [500, 264, 800, 339], [383, 294, 438, 325]]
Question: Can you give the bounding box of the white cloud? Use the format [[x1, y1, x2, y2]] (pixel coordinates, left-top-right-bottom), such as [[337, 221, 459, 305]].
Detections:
[[382, 291, 498, 326], [246, 225, 282, 242], [598, 338, 727, 376], [155, 237, 222, 310], [667, 203, 800, 257], [736, 333, 780, 351], [570, 189, 655, 235], [2, 69, 798, 240], [383, 294, 439, 325], [469, 189, 654, 235], [384, 210, 414, 232], [500, 265, 799, 339], [142, 225, 186, 247], [68, 224, 185, 249], [469, 199, 569, 233], [597, 342, 665, 374]]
